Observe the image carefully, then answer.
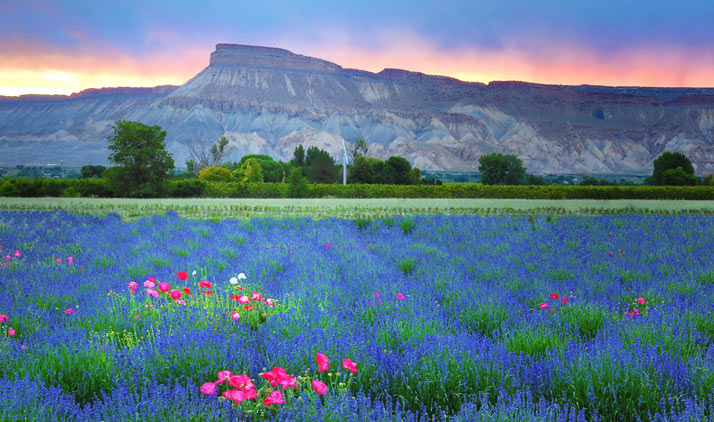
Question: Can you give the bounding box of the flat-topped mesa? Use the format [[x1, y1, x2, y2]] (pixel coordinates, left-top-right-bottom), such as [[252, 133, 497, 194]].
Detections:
[[209, 43, 343, 74]]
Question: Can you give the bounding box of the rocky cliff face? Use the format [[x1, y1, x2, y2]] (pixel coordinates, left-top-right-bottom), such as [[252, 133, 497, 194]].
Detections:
[[1, 43, 713, 175]]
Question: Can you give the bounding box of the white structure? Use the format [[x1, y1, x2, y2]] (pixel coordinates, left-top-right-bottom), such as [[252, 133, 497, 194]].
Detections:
[[341, 137, 351, 185]]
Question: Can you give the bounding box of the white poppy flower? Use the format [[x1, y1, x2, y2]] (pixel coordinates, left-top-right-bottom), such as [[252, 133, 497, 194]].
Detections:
[[229, 277, 238, 285], [237, 273, 247, 280]]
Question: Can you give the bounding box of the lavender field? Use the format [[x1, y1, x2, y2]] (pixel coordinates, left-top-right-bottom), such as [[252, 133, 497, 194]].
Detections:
[[1, 211, 714, 421]]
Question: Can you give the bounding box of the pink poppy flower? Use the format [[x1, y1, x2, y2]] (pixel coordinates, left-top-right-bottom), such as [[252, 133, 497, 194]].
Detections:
[[4, 256, 10, 260], [64, 308, 75, 315], [228, 375, 253, 389], [199, 280, 212, 288], [128, 281, 138, 290], [636, 297, 645, 304], [55, 258, 62, 263], [8, 328, 15, 336], [251, 292, 262, 301], [539, 303, 548, 309], [230, 312, 240, 321], [311, 380, 327, 394], [261, 367, 296, 389], [14, 250, 21, 257], [223, 389, 249, 402], [158, 282, 170, 293], [265, 298, 275, 308], [237, 295, 250, 304], [342, 358, 358, 373], [170, 290, 181, 300], [143, 280, 155, 288], [200, 382, 217, 395], [316, 352, 329, 372], [216, 370, 233, 384], [175, 299, 186, 306], [263, 390, 284, 406], [146, 288, 159, 298], [66, 256, 73, 264], [177, 271, 188, 281], [1, 262, 5, 268], [147, 276, 155, 282], [374, 292, 380, 298], [396, 293, 405, 300], [0, 314, 8, 323]]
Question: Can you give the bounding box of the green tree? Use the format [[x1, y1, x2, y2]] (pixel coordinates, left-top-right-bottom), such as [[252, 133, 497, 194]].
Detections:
[[478, 153, 525, 185], [291, 145, 305, 167], [384, 156, 412, 185], [348, 156, 375, 183], [287, 167, 309, 198], [241, 158, 264, 183], [652, 152, 695, 185], [237, 154, 283, 182], [660, 167, 698, 186], [106, 120, 174, 197], [527, 174, 548, 185], [80, 165, 106, 178], [198, 166, 233, 182], [305, 147, 338, 183], [350, 138, 369, 159]]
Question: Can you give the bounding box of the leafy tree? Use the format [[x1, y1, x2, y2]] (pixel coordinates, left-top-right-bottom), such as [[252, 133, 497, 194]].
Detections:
[[291, 145, 305, 167], [198, 166, 232, 182], [384, 156, 413, 185], [305, 147, 338, 183], [350, 138, 369, 159], [287, 167, 309, 198], [348, 156, 375, 183], [80, 165, 106, 178], [478, 153, 525, 185], [527, 174, 548, 185], [660, 167, 698, 186], [236, 154, 283, 182], [652, 152, 695, 185], [241, 158, 264, 183], [106, 120, 174, 197]]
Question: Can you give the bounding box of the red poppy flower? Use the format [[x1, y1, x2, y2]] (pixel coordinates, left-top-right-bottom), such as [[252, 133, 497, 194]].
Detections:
[[550, 294, 559, 300], [183, 287, 191, 295]]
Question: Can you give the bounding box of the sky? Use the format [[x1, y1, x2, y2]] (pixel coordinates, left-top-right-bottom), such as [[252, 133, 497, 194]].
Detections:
[[2, 0, 714, 96]]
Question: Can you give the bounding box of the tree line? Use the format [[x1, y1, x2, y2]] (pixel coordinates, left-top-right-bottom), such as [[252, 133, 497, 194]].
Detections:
[[74, 120, 713, 197]]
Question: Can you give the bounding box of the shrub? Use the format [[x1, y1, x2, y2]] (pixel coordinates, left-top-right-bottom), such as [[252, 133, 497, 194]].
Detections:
[[198, 166, 232, 182]]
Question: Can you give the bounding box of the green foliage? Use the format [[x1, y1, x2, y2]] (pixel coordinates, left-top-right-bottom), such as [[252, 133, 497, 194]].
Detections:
[[350, 138, 369, 158], [291, 144, 305, 167], [106, 120, 174, 197], [80, 165, 106, 178], [165, 179, 205, 198], [398, 258, 416, 275], [478, 153, 526, 185], [526, 174, 548, 185], [661, 167, 698, 186], [241, 158, 264, 183], [198, 166, 232, 182], [305, 147, 338, 183], [383, 156, 412, 185], [652, 152, 695, 185], [348, 156, 375, 184], [399, 217, 416, 235], [287, 168, 309, 198], [0, 179, 19, 197]]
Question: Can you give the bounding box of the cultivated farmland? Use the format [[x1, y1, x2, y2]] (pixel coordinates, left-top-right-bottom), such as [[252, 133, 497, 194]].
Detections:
[[1, 211, 714, 421]]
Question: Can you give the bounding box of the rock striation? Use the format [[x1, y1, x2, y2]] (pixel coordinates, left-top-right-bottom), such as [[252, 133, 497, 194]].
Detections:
[[1, 43, 713, 175]]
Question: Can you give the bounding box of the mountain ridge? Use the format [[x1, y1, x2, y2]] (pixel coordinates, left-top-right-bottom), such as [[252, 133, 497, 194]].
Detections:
[[1, 43, 713, 175]]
